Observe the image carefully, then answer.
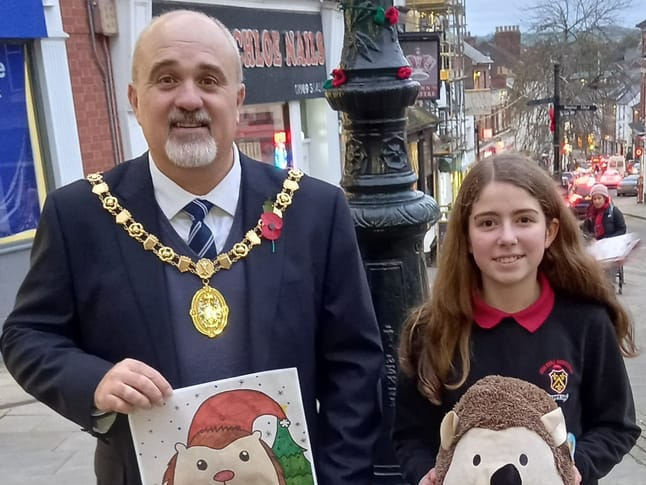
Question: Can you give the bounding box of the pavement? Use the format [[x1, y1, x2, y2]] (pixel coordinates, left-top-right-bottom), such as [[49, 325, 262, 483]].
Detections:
[[1, 194, 646, 484]]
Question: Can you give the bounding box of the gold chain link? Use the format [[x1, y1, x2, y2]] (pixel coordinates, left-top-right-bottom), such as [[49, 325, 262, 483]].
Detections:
[[87, 169, 303, 282]]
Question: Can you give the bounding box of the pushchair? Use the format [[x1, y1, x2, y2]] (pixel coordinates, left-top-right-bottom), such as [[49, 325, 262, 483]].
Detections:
[[601, 259, 626, 294]]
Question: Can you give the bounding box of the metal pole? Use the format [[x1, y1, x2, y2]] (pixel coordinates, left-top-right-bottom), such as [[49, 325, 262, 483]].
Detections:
[[418, 135, 426, 193], [475, 122, 480, 161], [325, 1, 440, 483], [553, 63, 561, 175]]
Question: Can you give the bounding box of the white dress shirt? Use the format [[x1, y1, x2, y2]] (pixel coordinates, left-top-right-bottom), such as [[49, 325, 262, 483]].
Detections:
[[148, 147, 241, 253]]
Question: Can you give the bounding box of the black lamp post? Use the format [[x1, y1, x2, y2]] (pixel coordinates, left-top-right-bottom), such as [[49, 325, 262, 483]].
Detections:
[[325, 2, 440, 484]]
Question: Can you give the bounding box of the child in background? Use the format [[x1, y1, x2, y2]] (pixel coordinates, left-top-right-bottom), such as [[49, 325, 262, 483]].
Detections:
[[393, 153, 639, 485]]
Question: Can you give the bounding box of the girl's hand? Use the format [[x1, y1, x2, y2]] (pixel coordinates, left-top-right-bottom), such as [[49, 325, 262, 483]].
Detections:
[[573, 465, 582, 485], [420, 468, 438, 485]]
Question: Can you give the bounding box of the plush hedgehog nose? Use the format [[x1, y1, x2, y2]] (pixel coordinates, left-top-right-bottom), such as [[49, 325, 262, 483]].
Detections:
[[214, 470, 235, 483], [490, 463, 521, 485]]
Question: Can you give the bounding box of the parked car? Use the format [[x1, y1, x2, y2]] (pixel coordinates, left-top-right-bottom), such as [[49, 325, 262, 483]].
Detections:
[[599, 169, 622, 188], [566, 177, 595, 219], [616, 174, 640, 197], [627, 160, 640, 174]]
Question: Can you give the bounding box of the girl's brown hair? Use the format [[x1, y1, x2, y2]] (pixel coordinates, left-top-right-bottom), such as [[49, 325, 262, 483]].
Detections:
[[399, 153, 638, 404]]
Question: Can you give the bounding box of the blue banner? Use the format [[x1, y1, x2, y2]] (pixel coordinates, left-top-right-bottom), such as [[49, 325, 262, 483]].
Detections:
[[0, 44, 40, 238], [0, 0, 47, 39]]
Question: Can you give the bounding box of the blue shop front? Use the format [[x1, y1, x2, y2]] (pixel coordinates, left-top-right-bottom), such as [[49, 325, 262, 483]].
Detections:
[[0, 0, 47, 244]]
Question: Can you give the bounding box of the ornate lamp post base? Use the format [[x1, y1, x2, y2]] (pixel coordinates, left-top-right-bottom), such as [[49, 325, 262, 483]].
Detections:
[[325, 2, 440, 483]]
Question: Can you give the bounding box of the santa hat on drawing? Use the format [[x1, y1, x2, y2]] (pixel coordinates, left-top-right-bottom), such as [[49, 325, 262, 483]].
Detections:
[[188, 389, 290, 443], [187, 389, 311, 483]]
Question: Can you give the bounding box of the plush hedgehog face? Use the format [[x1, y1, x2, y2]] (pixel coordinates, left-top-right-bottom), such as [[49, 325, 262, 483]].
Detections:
[[443, 427, 565, 485], [435, 376, 574, 485]]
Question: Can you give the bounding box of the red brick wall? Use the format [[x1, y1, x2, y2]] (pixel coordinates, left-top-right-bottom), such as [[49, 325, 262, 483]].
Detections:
[[60, 0, 118, 174]]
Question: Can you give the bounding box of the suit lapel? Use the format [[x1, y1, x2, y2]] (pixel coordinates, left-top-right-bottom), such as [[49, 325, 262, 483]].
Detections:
[[239, 157, 286, 371], [107, 155, 180, 385]]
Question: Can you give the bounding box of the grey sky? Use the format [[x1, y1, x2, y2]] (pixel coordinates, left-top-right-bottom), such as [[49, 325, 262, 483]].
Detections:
[[464, 0, 642, 36]]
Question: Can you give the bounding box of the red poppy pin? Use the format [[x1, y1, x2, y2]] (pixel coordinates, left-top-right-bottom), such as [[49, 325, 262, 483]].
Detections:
[[261, 212, 283, 241]]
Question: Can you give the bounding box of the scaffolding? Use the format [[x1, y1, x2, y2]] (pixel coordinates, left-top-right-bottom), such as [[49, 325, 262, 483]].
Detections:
[[404, 0, 468, 165]]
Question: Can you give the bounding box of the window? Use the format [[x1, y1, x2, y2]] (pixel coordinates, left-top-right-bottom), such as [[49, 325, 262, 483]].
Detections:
[[0, 43, 45, 244]]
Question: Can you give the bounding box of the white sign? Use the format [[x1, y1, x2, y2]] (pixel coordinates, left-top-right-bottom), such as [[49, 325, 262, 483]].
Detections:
[[587, 233, 640, 264]]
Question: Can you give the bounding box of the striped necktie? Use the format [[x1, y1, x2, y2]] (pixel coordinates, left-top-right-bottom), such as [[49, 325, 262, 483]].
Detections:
[[183, 199, 217, 259]]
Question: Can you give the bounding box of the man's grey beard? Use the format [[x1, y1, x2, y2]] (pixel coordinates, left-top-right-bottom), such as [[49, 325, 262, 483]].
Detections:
[[165, 136, 218, 168], [165, 109, 217, 168]]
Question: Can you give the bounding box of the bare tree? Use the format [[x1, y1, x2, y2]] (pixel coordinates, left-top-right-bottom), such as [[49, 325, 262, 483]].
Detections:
[[509, 0, 637, 159], [527, 0, 634, 42]]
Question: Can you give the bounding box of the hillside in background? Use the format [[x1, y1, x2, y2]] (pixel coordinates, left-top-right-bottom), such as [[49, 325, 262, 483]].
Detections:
[[471, 24, 640, 46]]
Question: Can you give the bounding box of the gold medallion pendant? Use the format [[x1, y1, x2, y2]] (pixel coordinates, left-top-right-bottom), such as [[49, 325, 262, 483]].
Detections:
[[190, 285, 230, 338]]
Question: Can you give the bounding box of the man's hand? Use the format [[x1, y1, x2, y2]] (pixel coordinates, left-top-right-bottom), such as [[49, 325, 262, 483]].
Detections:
[[419, 468, 437, 485], [94, 358, 173, 414]]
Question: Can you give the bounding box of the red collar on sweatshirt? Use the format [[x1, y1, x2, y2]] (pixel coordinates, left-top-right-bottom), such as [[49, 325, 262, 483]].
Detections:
[[472, 274, 555, 333]]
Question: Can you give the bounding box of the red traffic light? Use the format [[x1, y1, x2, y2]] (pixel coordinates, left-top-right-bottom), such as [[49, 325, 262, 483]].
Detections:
[[636, 147, 644, 158]]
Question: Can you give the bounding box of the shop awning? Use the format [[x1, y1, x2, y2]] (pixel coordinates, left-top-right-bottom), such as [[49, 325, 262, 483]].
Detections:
[[406, 106, 438, 133], [0, 0, 47, 39]]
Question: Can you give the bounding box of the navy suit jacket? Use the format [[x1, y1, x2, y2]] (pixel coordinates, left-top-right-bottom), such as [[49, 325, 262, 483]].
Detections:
[[1, 153, 384, 485]]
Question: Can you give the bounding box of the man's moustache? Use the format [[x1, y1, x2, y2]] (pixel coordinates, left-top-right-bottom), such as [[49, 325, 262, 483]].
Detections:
[[168, 111, 211, 124]]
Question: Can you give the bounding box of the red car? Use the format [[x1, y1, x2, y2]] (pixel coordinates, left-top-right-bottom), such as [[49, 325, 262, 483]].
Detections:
[[565, 177, 595, 219], [599, 169, 622, 189]]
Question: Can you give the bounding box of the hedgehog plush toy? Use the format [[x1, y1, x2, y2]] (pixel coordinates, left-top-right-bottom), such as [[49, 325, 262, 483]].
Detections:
[[435, 375, 575, 485]]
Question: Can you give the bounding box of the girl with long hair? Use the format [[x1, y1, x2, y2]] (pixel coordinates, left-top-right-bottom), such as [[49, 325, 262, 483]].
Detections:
[[394, 153, 639, 485]]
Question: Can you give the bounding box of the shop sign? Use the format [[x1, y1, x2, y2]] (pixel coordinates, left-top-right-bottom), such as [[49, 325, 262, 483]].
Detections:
[[398, 32, 440, 100], [153, 2, 328, 104], [0, 0, 47, 39]]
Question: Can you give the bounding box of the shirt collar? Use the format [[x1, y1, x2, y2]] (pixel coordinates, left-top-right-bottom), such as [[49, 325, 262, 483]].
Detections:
[[472, 273, 555, 333], [148, 145, 241, 220]]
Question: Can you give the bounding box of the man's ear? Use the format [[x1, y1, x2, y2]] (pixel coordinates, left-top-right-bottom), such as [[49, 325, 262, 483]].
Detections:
[[237, 84, 246, 107], [235, 84, 246, 124], [128, 84, 140, 120]]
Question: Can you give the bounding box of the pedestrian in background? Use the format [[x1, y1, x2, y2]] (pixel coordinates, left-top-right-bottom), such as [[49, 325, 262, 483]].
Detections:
[[393, 153, 639, 485], [0, 10, 384, 485], [582, 183, 626, 240]]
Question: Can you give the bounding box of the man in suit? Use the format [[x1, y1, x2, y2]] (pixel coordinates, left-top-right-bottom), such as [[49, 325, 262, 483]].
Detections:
[[0, 10, 384, 485]]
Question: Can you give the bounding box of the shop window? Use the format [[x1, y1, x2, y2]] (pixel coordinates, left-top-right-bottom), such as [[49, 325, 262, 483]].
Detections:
[[237, 103, 292, 168], [0, 43, 45, 244]]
